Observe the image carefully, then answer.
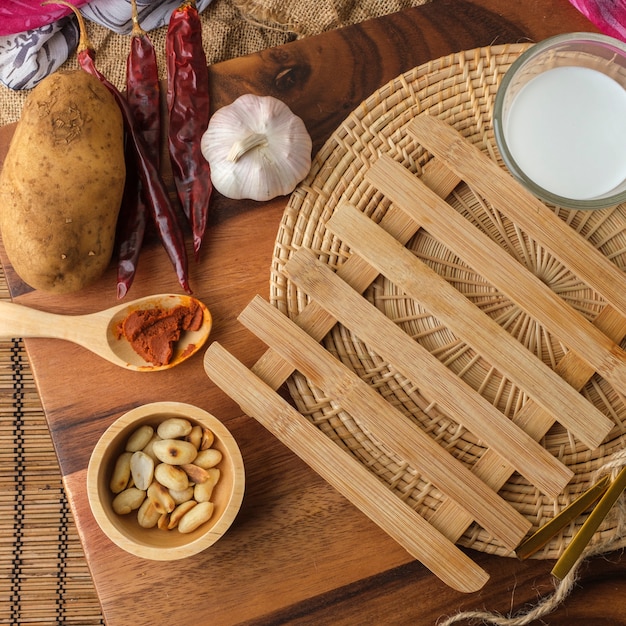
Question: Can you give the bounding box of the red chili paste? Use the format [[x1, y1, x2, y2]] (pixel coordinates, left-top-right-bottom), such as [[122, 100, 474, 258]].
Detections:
[[118, 301, 204, 366]]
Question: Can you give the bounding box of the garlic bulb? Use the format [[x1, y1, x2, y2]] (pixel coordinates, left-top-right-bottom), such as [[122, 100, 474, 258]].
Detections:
[[201, 94, 312, 201]]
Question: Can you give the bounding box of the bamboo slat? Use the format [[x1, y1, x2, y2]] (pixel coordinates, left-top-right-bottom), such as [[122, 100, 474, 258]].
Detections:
[[429, 300, 626, 541], [252, 159, 461, 387], [409, 115, 626, 320], [409, 116, 626, 394]]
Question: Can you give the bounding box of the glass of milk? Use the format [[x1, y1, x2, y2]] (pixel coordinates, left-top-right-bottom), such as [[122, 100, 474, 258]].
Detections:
[[493, 33, 626, 210]]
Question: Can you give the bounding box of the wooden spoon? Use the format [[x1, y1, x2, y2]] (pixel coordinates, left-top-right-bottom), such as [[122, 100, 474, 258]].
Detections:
[[0, 293, 211, 371]]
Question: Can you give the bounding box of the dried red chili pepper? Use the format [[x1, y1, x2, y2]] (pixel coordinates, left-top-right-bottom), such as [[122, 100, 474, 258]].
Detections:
[[116, 0, 161, 299], [47, 1, 191, 294], [125, 0, 161, 164], [116, 145, 146, 299], [166, 0, 212, 258]]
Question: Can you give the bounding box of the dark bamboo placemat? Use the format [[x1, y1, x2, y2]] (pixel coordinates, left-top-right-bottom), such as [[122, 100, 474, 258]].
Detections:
[[0, 267, 104, 624]]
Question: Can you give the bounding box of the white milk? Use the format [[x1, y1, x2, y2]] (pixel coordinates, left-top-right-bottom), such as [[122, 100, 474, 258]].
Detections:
[[504, 65, 626, 200]]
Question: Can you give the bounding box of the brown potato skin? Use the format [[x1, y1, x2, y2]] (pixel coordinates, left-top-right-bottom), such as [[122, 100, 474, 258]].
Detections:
[[0, 69, 125, 293]]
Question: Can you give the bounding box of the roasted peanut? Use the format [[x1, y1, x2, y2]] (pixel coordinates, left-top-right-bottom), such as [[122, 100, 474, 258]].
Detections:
[[130, 450, 154, 491], [125, 424, 155, 452], [181, 463, 210, 484], [154, 462, 189, 492], [112, 487, 146, 515], [147, 480, 176, 514], [169, 486, 195, 505], [152, 439, 197, 465], [157, 417, 192, 440], [141, 434, 161, 462], [200, 427, 215, 451], [110, 451, 133, 494], [194, 468, 220, 503], [193, 448, 222, 469], [168, 500, 197, 530], [110, 418, 224, 533], [185, 424, 203, 449], [137, 498, 161, 528], [157, 512, 171, 531], [178, 501, 214, 534]]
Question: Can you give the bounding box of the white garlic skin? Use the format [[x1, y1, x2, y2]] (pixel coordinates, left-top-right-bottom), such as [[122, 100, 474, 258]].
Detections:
[[201, 94, 312, 202]]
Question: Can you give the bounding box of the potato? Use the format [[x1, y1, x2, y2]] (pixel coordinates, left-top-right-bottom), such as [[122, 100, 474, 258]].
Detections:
[[0, 69, 125, 293]]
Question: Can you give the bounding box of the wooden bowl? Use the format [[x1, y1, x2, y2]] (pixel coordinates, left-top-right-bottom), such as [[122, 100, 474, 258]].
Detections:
[[87, 401, 245, 560]]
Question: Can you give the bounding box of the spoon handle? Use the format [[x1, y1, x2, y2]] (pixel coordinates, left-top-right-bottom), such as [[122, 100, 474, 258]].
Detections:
[[0, 300, 78, 341]]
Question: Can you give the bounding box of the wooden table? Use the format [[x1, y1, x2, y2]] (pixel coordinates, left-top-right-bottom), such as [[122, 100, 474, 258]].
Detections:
[[1, 0, 625, 623]]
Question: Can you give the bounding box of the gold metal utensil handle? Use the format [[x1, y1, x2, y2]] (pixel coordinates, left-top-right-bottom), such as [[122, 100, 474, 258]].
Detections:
[[515, 475, 611, 560], [552, 466, 626, 579]]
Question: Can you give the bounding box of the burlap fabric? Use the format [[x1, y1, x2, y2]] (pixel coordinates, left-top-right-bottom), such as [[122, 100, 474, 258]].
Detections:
[[0, 0, 429, 126], [0, 0, 429, 623]]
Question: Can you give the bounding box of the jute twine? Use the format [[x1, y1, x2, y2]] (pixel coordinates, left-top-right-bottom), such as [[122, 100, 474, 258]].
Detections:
[[439, 449, 626, 625]]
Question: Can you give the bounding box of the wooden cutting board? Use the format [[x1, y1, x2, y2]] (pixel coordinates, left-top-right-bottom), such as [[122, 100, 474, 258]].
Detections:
[[2, 1, 625, 625]]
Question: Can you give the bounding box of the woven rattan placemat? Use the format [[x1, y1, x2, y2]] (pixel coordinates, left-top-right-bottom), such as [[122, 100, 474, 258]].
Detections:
[[271, 43, 626, 560]]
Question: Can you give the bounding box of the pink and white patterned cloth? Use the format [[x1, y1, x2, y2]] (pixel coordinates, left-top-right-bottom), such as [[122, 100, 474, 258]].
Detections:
[[0, 0, 213, 90], [0, 0, 90, 35], [569, 0, 626, 40]]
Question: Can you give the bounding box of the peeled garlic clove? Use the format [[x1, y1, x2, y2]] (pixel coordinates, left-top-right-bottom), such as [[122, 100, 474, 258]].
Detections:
[[201, 94, 312, 202]]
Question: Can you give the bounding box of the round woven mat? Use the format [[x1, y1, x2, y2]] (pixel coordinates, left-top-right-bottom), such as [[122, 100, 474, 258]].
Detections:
[[270, 43, 626, 559]]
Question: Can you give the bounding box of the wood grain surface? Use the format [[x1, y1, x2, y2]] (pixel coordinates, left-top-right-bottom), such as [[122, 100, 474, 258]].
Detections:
[[1, 1, 625, 624]]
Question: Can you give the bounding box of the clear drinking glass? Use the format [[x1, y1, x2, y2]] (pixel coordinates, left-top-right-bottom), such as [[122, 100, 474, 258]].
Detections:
[[493, 32, 626, 210]]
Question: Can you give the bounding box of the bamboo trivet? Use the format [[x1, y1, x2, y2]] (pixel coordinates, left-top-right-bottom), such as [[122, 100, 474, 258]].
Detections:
[[207, 44, 626, 581], [207, 160, 521, 589], [205, 149, 623, 587]]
